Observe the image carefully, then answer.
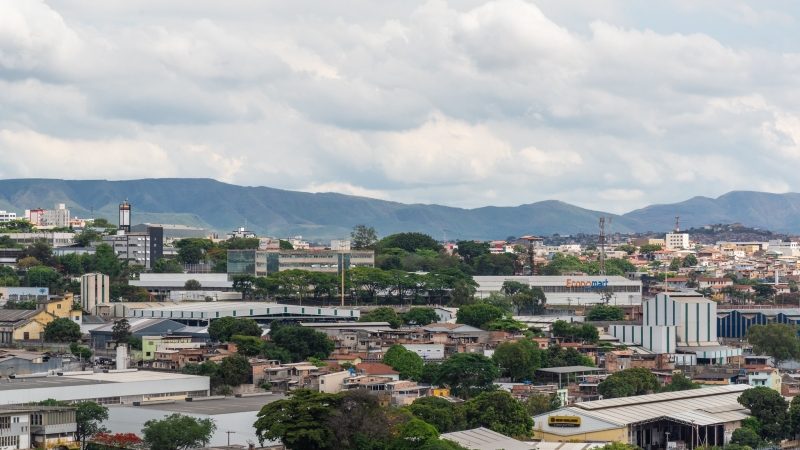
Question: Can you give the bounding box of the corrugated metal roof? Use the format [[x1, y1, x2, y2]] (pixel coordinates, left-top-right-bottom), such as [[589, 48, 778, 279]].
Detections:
[[576, 384, 748, 410], [534, 385, 750, 433], [538, 366, 603, 374], [441, 427, 534, 450]]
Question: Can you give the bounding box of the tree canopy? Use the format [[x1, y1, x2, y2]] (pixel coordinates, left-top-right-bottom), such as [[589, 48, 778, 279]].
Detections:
[[437, 353, 499, 399], [597, 368, 659, 399], [747, 323, 800, 365], [44, 318, 82, 342], [142, 413, 216, 450]]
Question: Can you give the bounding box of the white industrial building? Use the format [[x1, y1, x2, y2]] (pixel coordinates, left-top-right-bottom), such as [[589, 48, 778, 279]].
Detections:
[[105, 395, 284, 447], [130, 273, 233, 294], [126, 301, 360, 325], [474, 276, 642, 307], [0, 370, 209, 405], [610, 292, 741, 364]]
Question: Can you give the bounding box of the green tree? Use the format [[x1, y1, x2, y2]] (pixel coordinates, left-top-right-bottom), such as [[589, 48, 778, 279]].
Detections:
[[183, 279, 202, 290], [270, 324, 334, 362], [76, 401, 109, 449], [152, 258, 183, 273], [456, 303, 506, 329], [111, 318, 132, 343], [462, 390, 533, 438], [327, 390, 392, 449], [174, 238, 214, 265], [142, 413, 216, 450], [394, 418, 439, 448], [279, 240, 294, 250], [731, 426, 761, 448], [406, 397, 465, 433], [44, 318, 82, 342], [738, 386, 788, 442], [231, 274, 256, 299], [383, 345, 424, 380], [350, 267, 392, 303], [70, 342, 93, 360], [375, 232, 442, 254], [525, 393, 561, 416], [437, 353, 499, 399], [351, 225, 378, 250], [586, 305, 625, 321], [668, 258, 681, 271], [543, 345, 595, 368], [208, 317, 262, 342], [230, 335, 265, 356], [74, 229, 102, 247], [662, 373, 700, 392], [254, 389, 341, 449], [747, 323, 800, 366], [682, 254, 698, 267], [25, 266, 62, 290], [597, 368, 659, 399], [360, 307, 403, 328], [403, 307, 438, 326], [789, 395, 800, 439], [492, 339, 542, 381], [455, 241, 489, 264], [218, 354, 251, 386], [472, 253, 516, 276]]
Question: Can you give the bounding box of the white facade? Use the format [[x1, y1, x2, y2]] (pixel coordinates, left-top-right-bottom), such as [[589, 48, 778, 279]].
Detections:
[[0, 371, 209, 405], [330, 240, 351, 251], [0, 211, 16, 223], [402, 344, 445, 360], [665, 233, 690, 251], [610, 324, 677, 354], [0, 232, 75, 248], [611, 293, 741, 363], [767, 240, 800, 257], [81, 273, 109, 315], [42, 204, 70, 228], [103, 232, 152, 268], [319, 370, 351, 394], [474, 275, 642, 306]]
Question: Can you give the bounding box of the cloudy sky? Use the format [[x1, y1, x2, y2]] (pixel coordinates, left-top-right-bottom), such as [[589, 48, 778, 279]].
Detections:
[[1, 0, 799, 213]]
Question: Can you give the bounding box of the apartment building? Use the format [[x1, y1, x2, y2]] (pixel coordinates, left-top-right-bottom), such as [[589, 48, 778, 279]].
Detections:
[[0, 211, 16, 223], [665, 232, 690, 250], [102, 226, 163, 269]]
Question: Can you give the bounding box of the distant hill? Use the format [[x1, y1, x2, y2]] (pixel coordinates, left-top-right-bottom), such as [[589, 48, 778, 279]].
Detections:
[[0, 179, 798, 239]]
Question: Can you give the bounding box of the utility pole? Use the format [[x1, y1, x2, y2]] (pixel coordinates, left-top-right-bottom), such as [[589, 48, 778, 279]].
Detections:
[[225, 431, 235, 446]]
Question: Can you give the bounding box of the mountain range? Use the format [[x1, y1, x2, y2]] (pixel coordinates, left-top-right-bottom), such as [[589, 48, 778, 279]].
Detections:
[[0, 178, 798, 240]]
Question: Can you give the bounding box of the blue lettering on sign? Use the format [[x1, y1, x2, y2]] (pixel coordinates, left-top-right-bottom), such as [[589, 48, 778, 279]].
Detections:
[[565, 279, 610, 290]]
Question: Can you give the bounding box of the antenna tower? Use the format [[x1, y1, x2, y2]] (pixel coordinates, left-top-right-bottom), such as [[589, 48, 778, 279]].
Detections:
[[675, 216, 680, 232], [599, 217, 606, 275]]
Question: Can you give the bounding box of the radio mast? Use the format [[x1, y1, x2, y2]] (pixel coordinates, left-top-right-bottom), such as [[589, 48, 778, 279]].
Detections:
[[599, 217, 606, 275]]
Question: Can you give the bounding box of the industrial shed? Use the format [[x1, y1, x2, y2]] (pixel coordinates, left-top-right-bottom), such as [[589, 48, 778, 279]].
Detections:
[[533, 384, 750, 449]]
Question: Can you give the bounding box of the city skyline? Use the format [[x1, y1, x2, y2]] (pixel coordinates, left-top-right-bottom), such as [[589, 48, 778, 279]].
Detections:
[[1, 1, 800, 213]]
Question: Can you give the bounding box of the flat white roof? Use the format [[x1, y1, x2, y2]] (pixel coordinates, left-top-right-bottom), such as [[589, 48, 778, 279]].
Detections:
[[127, 302, 360, 320]]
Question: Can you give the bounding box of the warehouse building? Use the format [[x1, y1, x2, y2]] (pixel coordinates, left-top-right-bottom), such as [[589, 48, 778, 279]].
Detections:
[[474, 276, 642, 306], [106, 394, 284, 447], [610, 293, 741, 364], [533, 384, 750, 448], [716, 308, 800, 339], [126, 301, 359, 326], [0, 370, 209, 405]]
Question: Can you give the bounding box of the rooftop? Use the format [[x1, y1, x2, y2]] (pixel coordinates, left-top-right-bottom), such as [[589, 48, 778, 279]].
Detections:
[[441, 427, 533, 450], [0, 370, 204, 392], [537, 366, 603, 375], [121, 394, 286, 415]]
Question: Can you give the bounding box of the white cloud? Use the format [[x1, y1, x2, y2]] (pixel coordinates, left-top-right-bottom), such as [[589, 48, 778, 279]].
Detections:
[[0, 0, 799, 214]]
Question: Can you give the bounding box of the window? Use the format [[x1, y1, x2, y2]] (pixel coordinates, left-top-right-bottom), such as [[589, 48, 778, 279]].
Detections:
[[0, 416, 10, 429]]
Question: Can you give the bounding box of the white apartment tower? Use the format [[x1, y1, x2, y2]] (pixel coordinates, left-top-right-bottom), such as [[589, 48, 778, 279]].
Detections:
[[81, 273, 110, 315], [665, 232, 690, 250]]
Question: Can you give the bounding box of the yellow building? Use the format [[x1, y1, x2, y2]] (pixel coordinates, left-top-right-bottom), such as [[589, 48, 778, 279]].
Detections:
[[40, 294, 82, 322], [533, 385, 750, 448], [0, 309, 56, 342]]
